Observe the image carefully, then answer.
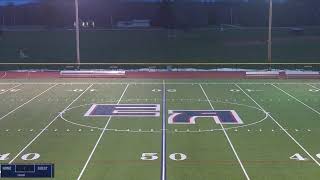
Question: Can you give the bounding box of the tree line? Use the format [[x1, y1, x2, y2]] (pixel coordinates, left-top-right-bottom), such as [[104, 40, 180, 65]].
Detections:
[[0, 0, 319, 28]]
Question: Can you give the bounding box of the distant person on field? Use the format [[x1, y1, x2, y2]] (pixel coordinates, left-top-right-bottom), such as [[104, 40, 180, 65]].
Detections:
[[220, 26, 224, 32], [18, 48, 29, 59], [91, 21, 95, 28]]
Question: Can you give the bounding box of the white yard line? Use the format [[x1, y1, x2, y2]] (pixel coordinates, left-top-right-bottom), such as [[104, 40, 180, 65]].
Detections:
[[0, 84, 22, 95], [161, 80, 166, 180], [307, 84, 320, 91], [272, 84, 320, 116], [76, 84, 129, 180], [0, 84, 57, 122], [235, 84, 320, 167], [199, 84, 250, 180], [9, 84, 94, 164]]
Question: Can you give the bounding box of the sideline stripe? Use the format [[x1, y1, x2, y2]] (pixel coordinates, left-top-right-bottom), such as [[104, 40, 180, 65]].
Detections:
[[0, 84, 57, 122], [236, 84, 320, 167], [76, 84, 130, 180], [272, 84, 320, 116], [9, 84, 93, 164], [0, 84, 22, 95], [0, 82, 319, 85], [160, 80, 167, 180], [199, 84, 250, 180]]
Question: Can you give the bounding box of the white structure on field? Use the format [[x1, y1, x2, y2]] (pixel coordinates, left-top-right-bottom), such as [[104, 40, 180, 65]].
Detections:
[[116, 20, 151, 28]]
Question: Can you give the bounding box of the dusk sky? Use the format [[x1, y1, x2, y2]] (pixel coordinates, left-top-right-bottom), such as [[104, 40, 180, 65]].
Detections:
[[0, 0, 39, 6]]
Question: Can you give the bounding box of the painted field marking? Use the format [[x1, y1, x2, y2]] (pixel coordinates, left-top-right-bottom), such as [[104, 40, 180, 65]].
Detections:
[[0, 84, 57, 122], [307, 84, 320, 91], [272, 84, 320, 116], [161, 80, 167, 180], [0, 84, 22, 95], [0, 82, 319, 85], [9, 84, 94, 164], [77, 84, 129, 180], [199, 84, 250, 180], [235, 84, 320, 167], [0, 72, 7, 79]]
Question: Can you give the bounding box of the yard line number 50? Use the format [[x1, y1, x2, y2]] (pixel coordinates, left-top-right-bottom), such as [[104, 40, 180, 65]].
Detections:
[[141, 153, 187, 161]]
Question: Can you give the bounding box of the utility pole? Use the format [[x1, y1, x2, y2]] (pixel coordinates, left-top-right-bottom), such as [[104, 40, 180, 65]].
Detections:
[[230, 7, 233, 25], [268, 0, 273, 69], [75, 0, 81, 69]]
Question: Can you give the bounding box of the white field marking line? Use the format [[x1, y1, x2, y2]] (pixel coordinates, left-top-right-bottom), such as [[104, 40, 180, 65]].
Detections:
[[199, 84, 251, 180], [0, 84, 22, 95], [0, 72, 7, 79], [272, 84, 320, 116], [76, 83, 129, 180], [161, 80, 166, 180], [9, 84, 94, 164], [235, 84, 320, 167], [0, 84, 57, 122], [307, 84, 320, 91], [0, 82, 319, 85]]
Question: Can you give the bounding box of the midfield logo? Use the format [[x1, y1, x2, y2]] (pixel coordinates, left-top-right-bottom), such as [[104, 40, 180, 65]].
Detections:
[[168, 110, 243, 124], [85, 104, 243, 124], [84, 104, 161, 117]]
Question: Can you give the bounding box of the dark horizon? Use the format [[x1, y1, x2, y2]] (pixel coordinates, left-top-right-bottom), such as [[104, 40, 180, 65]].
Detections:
[[0, 0, 39, 6]]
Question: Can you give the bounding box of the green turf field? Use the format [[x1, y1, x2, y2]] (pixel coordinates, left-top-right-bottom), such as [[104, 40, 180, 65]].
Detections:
[[1, 27, 320, 63], [0, 79, 320, 179]]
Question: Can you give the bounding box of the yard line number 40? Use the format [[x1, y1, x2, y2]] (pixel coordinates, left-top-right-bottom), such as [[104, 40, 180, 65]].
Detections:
[[290, 153, 320, 161]]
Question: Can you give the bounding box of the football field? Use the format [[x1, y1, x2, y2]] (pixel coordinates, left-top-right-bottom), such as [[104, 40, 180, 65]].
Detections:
[[0, 79, 320, 179]]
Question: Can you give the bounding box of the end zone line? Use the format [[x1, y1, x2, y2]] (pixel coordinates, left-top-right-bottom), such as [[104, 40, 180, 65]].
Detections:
[[0, 84, 22, 95], [76, 83, 130, 180], [235, 84, 320, 167], [160, 80, 167, 180], [9, 84, 94, 164], [272, 84, 320, 116], [199, 84, 251, 180], [0, 84, 57, 122]]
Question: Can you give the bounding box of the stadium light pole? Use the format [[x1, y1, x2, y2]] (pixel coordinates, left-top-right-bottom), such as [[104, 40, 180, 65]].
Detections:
[[268, 0, 273, 68], [75, 0, 81, 68]]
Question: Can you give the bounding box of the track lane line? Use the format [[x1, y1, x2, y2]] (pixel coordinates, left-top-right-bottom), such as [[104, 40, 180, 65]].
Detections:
[[0, 84, 57, 122], [199, 84, 251, 180], [0, 72, 7, 79], [272, 84, 320, 116], [235, 84, 320, 167], [76, 83, 129, 180], [9, 84, 94, 164]]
